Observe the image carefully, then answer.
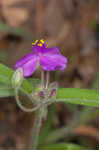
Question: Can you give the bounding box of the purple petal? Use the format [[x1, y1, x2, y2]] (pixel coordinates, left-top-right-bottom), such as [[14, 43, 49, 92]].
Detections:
[[32, 42, 47, 54], [48, 89, 56, 99], [32, 45, 44, 54], [32, 45, 60, 55], [40, 54, 67, 71], [15, 54, 39, 77], [45, 47, 60, 54], [15, 53, 34, 69]]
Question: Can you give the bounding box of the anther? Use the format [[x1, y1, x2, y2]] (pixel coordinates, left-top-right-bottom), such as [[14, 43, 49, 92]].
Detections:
[[40, 39, 45, 44]]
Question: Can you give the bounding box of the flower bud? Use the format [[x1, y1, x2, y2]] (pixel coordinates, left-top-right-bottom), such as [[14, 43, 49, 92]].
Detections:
[[39, 91, 45, 99], [48, 89, 56, 99], [46, 82, 58, 99], [12, 68, 23, 89], [49, 82, 58, 89]]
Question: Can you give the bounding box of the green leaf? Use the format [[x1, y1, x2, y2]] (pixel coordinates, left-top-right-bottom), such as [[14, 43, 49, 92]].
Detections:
[[67, 144, 87, 150], [28, 78, 41, 87], [40, 143, 87, 150], [56, 88, 99, 107], [0, 84, 14, 97], [0, 63, 34, 94]]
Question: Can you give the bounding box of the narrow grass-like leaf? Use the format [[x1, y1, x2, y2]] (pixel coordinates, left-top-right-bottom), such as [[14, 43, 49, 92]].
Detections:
[[0, 84, 14, 97], [56, 88, 99, 107], [0, 63, 34, 93], [40, 143, 87, 150]]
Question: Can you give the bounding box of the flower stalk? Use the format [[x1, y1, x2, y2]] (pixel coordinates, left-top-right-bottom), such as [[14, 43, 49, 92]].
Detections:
[[46, 71, 50, 89], [28, 106, 43, 150], [15, 89, 40, 112], [41, 69, 44, 88], [28, 69, 46, 150]]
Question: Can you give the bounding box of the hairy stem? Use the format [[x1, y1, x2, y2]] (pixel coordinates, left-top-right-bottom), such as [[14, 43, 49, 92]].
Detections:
[[28, 69, 46, 150], [29, 106, 43, 150], [15, 89, 40, 112], [41, 69, 44, 88]]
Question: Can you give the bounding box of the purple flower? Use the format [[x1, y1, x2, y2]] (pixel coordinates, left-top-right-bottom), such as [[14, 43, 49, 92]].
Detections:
[[15, 39, 68, 77]]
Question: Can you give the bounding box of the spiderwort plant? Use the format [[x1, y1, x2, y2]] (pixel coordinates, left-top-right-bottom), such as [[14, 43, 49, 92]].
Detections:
[[13, 39, 68, 150]]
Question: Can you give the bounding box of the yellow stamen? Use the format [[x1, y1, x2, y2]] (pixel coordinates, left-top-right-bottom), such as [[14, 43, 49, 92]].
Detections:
[[40, 39, 45, 44], [32, 42, 35, 45], [32, 39, 45, 47], [38, 43, 42, 47], [38, 43, 43, 47], [35, 40, 38, 44], [32, 40, 39, 46]]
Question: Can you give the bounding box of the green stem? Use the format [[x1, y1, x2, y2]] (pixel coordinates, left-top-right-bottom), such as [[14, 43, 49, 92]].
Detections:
[[15, 89, 40, 112], [29, 106, 43, 150], [41, 69, 44, 88], [28, 69, 48, 150], [46, 71, 50, 89]]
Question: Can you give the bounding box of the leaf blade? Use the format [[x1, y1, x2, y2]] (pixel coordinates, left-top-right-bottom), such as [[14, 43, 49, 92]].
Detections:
[[40, 143, 87, 150], [0, 63, 34, 94], [0, 85, 14, 97], [56, 88, 99, 107]]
